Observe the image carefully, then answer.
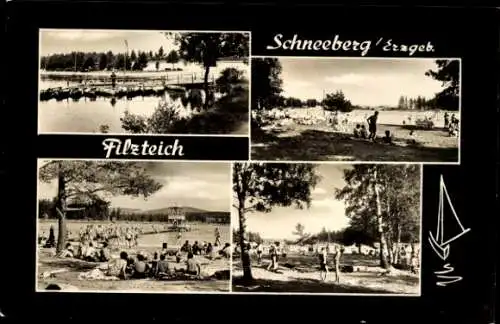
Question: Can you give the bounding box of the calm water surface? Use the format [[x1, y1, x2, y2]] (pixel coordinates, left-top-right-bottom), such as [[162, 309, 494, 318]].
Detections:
[[38, 84, 178, 133], [38, 61, 249, 134]]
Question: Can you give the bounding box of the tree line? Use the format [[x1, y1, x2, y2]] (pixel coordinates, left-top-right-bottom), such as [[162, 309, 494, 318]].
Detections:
[[38, 198, 229, 223], [40, 46, 181, 72], [397, 95, 437, 110], [252, 57, 460, 112], [232, 162, 420, 282]]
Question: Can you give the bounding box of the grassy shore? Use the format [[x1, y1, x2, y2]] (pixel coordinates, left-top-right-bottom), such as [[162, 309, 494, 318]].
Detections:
[[232, 253, 419, 294]]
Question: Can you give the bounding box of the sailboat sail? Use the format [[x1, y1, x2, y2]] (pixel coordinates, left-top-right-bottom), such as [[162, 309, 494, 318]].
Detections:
[[429, 175, 470, 255]]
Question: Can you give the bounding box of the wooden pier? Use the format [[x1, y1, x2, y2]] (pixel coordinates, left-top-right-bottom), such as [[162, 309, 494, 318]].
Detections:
[[39, 74, 216, 102]]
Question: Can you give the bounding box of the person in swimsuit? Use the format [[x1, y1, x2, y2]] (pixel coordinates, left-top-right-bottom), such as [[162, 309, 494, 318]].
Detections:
[[214, 227, 221, 246], [185, 252, 201, 276], [319, 247, 329, 281], [367, 111, 379, 141], [333, 245, 342, 283]]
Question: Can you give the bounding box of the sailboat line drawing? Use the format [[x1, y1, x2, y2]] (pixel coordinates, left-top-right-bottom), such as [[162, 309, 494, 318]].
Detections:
[[428, 175, 471, 261]]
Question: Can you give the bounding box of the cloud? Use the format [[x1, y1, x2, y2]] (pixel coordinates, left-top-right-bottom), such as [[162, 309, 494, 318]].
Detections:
[[312, 187, 327, 195], [42, 30, 123, 42], [160, 176, 227, 201], [290, 80, 311, 88], [324, 73, 373, 85]]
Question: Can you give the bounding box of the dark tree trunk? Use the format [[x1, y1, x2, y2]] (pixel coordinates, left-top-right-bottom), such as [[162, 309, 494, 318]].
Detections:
[[238, 202, 253, 282], [56, 165, 68, 254], [203, 66, 210, 110]]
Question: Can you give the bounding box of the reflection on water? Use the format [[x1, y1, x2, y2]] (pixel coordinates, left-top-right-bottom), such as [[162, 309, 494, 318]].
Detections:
[[38, 60, 249, 134], [38, 82, 188, 133]]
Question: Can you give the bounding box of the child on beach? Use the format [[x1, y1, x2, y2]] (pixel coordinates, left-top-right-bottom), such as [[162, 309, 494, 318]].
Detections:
[[353, 124, 361, 138], [382, 130, 393, 144], [360, 125, 368, 139]]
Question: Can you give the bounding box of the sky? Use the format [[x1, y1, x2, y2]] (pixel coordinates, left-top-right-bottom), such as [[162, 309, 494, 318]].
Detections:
[[276, 57, 451, 106], [37, 160, 231, 212], [40, 29, 177, 56], [231, 164, 352, 240]]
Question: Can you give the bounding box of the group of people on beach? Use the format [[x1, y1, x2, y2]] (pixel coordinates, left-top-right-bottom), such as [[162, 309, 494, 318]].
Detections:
[[77, 223, 143, 248], [77, 245, 206, 281], [41, 224, 230, 282]]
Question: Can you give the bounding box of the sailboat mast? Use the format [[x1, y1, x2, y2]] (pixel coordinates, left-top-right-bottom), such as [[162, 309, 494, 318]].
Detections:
[[440, 175, 445, 242], [436, 176, 443, 242]]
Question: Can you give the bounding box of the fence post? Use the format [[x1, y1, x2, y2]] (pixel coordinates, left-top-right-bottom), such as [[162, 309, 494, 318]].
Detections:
[[192, 74, 194, 83], [177, 74, 180, 84]]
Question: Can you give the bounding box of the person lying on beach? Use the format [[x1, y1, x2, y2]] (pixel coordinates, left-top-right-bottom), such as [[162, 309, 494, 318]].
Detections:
[[78, 251, 128, 280]]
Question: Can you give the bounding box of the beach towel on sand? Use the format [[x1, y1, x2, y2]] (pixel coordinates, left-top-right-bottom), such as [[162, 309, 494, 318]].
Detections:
[[78, 268, 120, 281]]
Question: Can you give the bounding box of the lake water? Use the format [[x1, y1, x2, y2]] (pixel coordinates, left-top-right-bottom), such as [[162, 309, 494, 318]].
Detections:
[[38, 94, 172, 133], [38, 61, 249, 134]]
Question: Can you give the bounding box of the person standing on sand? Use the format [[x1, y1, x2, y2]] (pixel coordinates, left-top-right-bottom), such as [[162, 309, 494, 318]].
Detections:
[[176, 229, 182, 246], [256, 243, 263, 265], [333, 245, 342, 283], [267, 242, 278, 271], [214, 227, 221, 246], [111, 71, 117, 89], [367, 111, 379, 141], [319, 247, 329, 281]]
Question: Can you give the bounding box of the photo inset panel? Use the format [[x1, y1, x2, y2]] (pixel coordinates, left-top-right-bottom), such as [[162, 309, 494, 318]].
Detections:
[[232, 162, 422, 295], [251, 57, 460, 163], [38, 29, 250, 135], [36, 160, 231, 293]]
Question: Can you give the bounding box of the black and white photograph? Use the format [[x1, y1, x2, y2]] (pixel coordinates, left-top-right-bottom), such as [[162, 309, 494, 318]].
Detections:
[[38, 29, 250, 135], [251, 57, 460, 163], [36, 160, 231, 293], [232, 162, 421, 295]]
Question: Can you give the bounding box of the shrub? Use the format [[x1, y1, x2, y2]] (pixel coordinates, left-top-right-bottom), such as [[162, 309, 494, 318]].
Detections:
[[216, 68, 244, 93], [120, 100, 182, 134], [323, 90, 353, 112]]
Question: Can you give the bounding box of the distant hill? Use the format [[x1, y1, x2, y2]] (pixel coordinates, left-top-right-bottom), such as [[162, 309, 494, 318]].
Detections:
[[117, 208, 142, 215], [111, 206, 222, 215], [147, 206, 208, 215]]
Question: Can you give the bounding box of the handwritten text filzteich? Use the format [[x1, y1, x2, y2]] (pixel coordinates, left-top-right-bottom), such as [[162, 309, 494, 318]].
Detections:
[[102, 138, 185, 158], [428, 175, 471, 287]]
